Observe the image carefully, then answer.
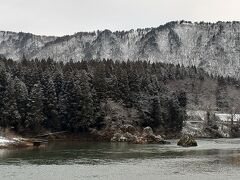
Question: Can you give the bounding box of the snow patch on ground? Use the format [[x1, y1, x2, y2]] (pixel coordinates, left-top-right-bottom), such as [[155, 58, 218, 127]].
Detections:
[[187, 110, 240, 123], [187, 110, 206, 121], [0, 136, 14, 146], [183, 110, 240, 138], [215, 113, 240, 122]]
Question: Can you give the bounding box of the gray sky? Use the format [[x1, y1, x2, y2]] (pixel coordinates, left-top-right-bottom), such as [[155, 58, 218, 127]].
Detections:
[[0, 0, 239, 36]]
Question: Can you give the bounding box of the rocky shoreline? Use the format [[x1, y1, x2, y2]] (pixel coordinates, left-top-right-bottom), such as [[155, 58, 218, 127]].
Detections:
[[89, 124, 171, 144], [110, 126, 169, 144], [0, 125, 200, 149]]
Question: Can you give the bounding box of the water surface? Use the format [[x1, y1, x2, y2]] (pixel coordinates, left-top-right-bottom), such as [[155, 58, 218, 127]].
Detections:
[[1, 139, 240, 180]]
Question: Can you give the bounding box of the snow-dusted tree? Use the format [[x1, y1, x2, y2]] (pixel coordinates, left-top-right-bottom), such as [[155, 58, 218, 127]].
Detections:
[[216, 77, 229, 110], [13, 77, 28, 131], [150, 96, 162, 128], [0, 62, 7, 125], [25, 82, 45, 134], [128, 68, 141, 106], [43, 76, 60, 130], [2, 78, 21, 131], [57, 81, 69, 130], [67, 76, 82, 132], [53, 70, 64, 98], [115, 67, 130, 105], [79, 71, 95, 130], [164, 96, 185, 133], [92, 63, 107, 100]]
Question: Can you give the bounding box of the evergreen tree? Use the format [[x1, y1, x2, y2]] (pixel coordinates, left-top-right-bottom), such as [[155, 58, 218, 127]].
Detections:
[[216, 77, 229, 110], [57, 82, 69, 130], [43, 77, 60, 130], [2, 79, 21, 131], [13, 77, 28, 131], [115, 67, 131, 105], [0, 62, 8, 128], [177, 90, 187, 108], [92, 63, 107, 100], [128, 69, 141, 106], [79, 71, 95, 130], [150, 96, 162, 128], [25, 82, 45, 134], [54, 71, 64, 98], [165, 97, 185, 133], [68, 77, 83, 132]]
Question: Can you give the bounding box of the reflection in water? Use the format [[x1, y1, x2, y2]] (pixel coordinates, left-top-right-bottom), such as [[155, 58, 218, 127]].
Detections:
[[0, 139, 240, 180]]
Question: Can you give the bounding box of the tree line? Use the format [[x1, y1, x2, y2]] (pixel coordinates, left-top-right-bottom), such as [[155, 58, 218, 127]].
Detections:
[[0, 57, 237, 135]]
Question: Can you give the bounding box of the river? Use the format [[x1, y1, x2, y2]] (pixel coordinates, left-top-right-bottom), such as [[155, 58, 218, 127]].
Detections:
[[1, 139, 240, 180]]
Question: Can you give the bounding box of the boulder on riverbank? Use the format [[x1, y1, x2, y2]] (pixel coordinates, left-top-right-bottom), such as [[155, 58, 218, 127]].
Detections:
[[111, 126, 169, 144], [177, 134, 198, 147], [137, 127, 167, 144], [111, 132, 137, 142], [120, 124, 136, 134]]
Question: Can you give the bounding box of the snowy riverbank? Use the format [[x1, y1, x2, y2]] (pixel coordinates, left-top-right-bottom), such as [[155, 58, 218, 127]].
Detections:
[[0, 135, 34, 149], [0, 136, 15, 148]]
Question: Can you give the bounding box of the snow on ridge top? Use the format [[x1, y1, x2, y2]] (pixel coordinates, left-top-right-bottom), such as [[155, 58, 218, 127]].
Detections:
[[1, 21, 240, 78], [0, 20, 239, 38]]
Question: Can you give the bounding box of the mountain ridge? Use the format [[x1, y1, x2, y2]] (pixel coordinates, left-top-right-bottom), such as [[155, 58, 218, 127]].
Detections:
[[0, 20, 240, 77]]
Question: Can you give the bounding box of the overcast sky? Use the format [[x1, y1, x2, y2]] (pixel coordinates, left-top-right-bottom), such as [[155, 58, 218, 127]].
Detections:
[[0, 0, 239, 36]]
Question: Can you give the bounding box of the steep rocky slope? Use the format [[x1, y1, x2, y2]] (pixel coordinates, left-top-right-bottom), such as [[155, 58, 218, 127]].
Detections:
[[0, 21, 240, 77]]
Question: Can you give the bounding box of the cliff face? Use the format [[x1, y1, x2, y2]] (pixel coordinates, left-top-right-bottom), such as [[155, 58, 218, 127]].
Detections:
[[0, 21, 240, 77]]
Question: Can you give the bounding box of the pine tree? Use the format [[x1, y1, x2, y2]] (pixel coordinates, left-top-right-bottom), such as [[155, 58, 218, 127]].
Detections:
[[43, 77, 60, 130], [165, 96, 185, 133], [68, 77, 83, 132], [92, 63, 107, 100], [79, 71, 95, 130], [216, 77, 229, 110], [150, 96, 162, 128], [13, 77, 28, 131], [2, 78, 21, 131], [0, 62, 8, 128], [54, 71, 64, 98], [128, 69, 141, 106], [115, 67, 131, 105], [177, 90, 187, 108], [57, 82, 69, 130], [25, 82, 45, 134]]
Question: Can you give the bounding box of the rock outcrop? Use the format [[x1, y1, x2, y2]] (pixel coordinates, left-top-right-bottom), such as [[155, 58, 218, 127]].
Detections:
[[111, 132, 137, 143], [177, 134, 198, 147], [111, 126, 169, 144]]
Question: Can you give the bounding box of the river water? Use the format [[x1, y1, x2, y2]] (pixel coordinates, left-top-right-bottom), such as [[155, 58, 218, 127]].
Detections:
[[1, 139, 240, 180]]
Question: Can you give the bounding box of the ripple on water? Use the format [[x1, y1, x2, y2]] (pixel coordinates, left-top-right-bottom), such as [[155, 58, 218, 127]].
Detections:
[[1, 139, 240, 180]]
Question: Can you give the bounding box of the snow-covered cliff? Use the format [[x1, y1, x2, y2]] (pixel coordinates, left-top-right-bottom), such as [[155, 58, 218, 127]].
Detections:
[[0, 21, 240, 77]]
